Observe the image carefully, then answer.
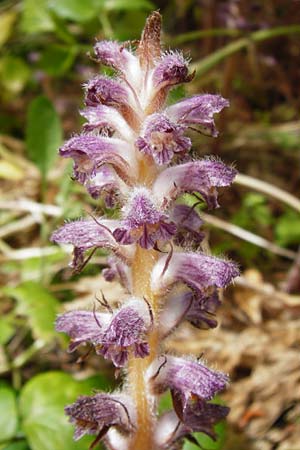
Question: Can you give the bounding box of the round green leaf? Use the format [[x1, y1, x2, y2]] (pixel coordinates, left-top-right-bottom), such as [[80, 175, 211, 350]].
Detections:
[[0, 383, 18, 443], [19, 371, 112, 450]]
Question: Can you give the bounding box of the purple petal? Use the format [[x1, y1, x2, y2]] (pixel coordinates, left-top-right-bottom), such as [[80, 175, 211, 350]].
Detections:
[[85, 166, 121, 204], [55, 310, 106, 351], [114, 187, 176, 249], [166, 94, 229, 137], [135, 113, 191, 165], [65, 393, 134, 440], [59, 134, 136, 186], [84, 75, 128, 108], [97, 299, 152, 367], [50, 218, 120, 270], [153, 51, 190, 88], [170, 204, 204, 246], [102, 256, 132, 292], [153, 159, 237, 208], [81, 106, 134, 141], [150, 355, 229, 403], [151, 252, 239, 294]]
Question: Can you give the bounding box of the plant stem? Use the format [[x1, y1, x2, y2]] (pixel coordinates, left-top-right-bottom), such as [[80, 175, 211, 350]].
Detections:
[[128, 246, 159, 450]]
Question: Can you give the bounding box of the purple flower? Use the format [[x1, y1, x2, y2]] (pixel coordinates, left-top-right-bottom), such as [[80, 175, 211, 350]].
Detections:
[[170, 204, 204, 246], [50, 217, 132, 271], [103, 255, 132, 292], [153, 159, 237, 209], [166, 94, 229, 137], [153, 51, 191, 89], [81, 106, 134, 141], [59, 134, 136, 187], [65, 393, 134, 441], [151, 251, 239, 295], [84, 75, 128, 108], [56, 298, 152, 367], [85, 165, 122, 205], [155, 401, 229, 448], [159, 289, 220, 336], [113, 187, 176, 249], [149, 355, 228, 405], [135, 113, 191, 165]]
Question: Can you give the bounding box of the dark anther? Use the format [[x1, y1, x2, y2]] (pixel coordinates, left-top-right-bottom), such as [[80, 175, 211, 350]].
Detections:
[[143, 296, 154, 326], [151, 355, 168, 380], [161, 242, 174, 277]]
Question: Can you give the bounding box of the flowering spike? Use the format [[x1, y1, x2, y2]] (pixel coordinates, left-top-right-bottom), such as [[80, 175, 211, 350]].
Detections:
[[52, 12, 238, 450]]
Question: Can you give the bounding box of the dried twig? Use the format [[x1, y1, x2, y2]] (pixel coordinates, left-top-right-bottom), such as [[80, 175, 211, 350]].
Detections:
[[235, 173, 300, 213], [201, 212, 297, 260]]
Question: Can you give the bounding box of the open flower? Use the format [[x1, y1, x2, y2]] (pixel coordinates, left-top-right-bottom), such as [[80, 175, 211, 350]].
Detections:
[[166, 94, 229, 137], [153, 158, 237, 209], [65, 393, 135, 442], [149, 355, 228, 404], [151, 251, 239, 295], [113, 187, 176, 249], [56, 298, 152, 367], [136, 113, 191, 165], [50, 217, 130, 271]]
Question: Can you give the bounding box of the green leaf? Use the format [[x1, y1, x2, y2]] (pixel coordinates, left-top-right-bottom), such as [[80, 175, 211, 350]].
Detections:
[[19, 371, 112, 450], [49, 0, 104, 22], [26, 96, 62, 177], [3, 282, 59, 343], [39, 45, 77, 76], [104, 0, 154, 11], [20, 0, 54, 34], [0, 383, 18, 443], [275, 210, 300, 246], [0, 11, 17, 47], [0, 57, 30, 95]]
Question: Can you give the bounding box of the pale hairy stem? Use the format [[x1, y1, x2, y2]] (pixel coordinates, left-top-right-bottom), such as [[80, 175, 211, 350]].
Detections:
[[128, 246, 159, 450], [126, 80, 161, 450]]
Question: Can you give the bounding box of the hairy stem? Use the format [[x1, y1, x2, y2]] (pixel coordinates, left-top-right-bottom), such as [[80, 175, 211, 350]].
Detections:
[[128, 246, 159, 450]]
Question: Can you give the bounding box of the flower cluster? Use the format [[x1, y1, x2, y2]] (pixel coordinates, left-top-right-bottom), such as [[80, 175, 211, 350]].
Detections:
[[52, 12, 238, 450]]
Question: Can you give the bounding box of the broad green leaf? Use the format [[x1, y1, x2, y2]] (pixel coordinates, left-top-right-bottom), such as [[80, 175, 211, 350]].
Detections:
[[49, 0, 104, 22], [19, 371, 112, 450], [0, 383, 18, 442], [3, 282, 59, 343], [26, 96, 62, 176], [0, 57, 30, 95], [104, 0, 154, 11], [39, 45, 77, 76], [20, 0, 54, 34], [0, 11, 17, 47]]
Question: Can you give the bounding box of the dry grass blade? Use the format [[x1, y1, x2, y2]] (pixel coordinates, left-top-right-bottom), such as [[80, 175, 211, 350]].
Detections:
[[201, 212, 297, 260]]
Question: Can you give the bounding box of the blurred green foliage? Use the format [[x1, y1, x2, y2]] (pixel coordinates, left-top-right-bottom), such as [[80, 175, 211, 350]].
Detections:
[[1, 0, 300, 449]]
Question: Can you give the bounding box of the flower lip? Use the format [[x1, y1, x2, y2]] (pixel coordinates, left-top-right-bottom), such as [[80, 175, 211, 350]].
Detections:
[[65, 393, 135, 441], [56, 298, 152, 367], [152, 51, 191, 88], [135, 113, 191, 165], [59, 134, 136, 187], [113, 187, 177, 249], [151, 251, 239, 295], [149, 355, 229, 405], [84, 75, 128, 108], [153, 159, 237, 209], [166, 94, 230, 137]]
